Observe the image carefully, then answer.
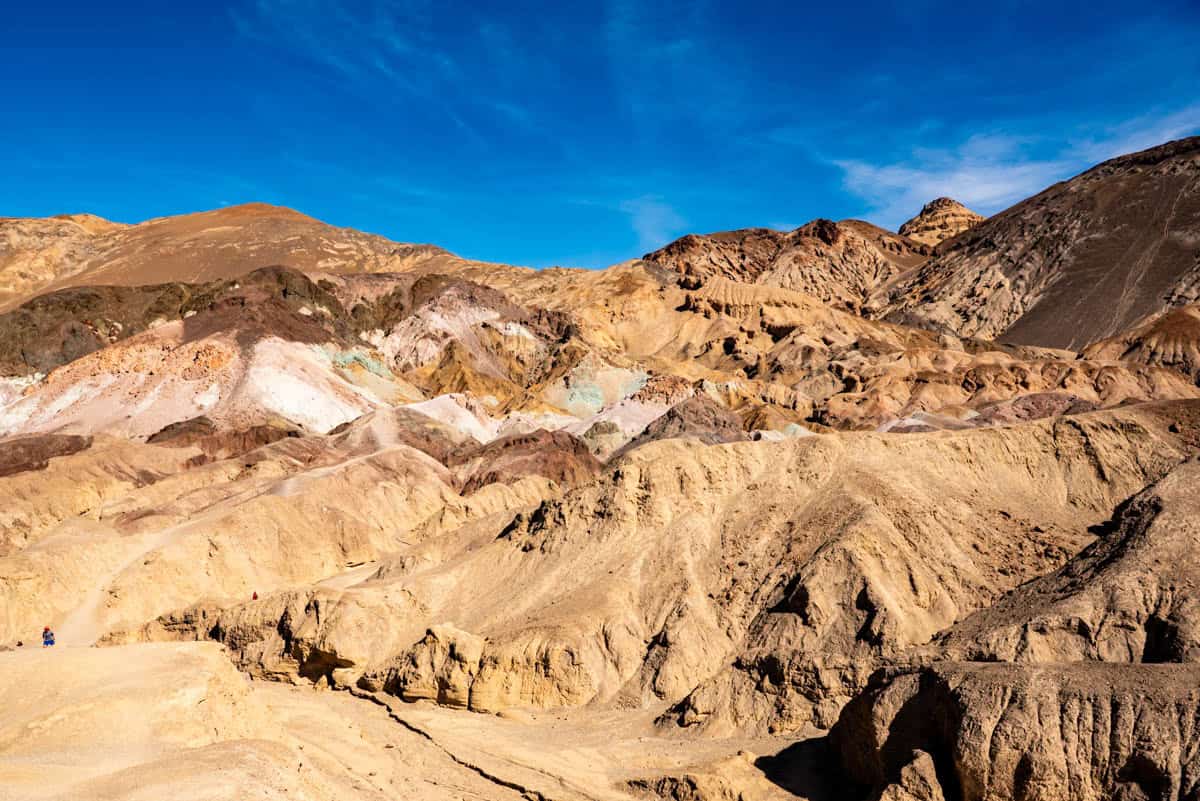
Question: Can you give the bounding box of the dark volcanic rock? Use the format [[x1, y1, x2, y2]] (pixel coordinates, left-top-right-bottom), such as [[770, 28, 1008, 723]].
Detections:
[[148, 416, 301, 466], [450, 428, 602, 493], [0, 433, 92, 477], [618, 395, 751, 456], [0, 266, 351, 376]]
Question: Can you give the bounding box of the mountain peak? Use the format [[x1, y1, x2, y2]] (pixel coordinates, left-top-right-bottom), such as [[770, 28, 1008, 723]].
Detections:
[[898, 197, 984, 246]]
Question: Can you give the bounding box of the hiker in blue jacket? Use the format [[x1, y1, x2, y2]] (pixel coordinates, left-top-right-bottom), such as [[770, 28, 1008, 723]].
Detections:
[[42, 627, 55, 647]]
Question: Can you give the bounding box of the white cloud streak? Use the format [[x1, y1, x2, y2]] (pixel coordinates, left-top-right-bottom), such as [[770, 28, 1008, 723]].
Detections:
[[619, 195, 686, 252], [834, 105, 1200, 229]]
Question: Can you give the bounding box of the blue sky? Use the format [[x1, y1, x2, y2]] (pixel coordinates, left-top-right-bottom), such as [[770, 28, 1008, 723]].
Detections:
[[4, 1, 1200, 268]]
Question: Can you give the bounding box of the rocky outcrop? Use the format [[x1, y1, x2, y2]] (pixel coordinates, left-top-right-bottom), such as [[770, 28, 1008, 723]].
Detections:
[[874, 751, 945, 801], [148, 416, 301, 465], [0, 433, 92, 477], [818, 349, 1200, 431], [897, 198, 984, 247], [0, 214, 125, 311], [930, 457, 1200, 664], [448, 428, 602, 492], [883, 136, 1200, 349], [364, 624, 595, 713], [627, 750, 821, 801], [645, 219, 929, 313], [1084, 303, 1200, 386], [107, 587, 428, 687], [833, 662, 1200, 801], [617, 395, 750, 455]]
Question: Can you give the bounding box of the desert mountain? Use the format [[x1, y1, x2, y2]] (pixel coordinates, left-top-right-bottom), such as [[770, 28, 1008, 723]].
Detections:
[[5, 258, 1193, 442], [643, 218, 929, 314], [882, 136, 1200, 349], [1083, 302, 1200, 386], [0, 202, 456, 312], [6, 138, 1200, 801], [896, 196, 984, 246]]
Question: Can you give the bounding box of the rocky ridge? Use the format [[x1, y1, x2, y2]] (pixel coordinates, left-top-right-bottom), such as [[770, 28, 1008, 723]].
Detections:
[[644, 219, 928, 314]]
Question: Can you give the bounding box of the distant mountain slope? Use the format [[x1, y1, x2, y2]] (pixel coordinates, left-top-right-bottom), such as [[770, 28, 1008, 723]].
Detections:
[[0, 203, 457, 311], [882, 136, 1200, 349], [643, 218, 929, 314], [897, 196, 984, 246], [1084, 302, 1200, 385]]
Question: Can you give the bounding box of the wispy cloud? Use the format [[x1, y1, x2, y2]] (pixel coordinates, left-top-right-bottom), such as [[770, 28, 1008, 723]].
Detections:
[[833, 105, 1200, 228], [835, 136, 1073, 227], [619, 195, 686, 252], [1070, 103, 1200, 163], [230, 0, 546, 147]]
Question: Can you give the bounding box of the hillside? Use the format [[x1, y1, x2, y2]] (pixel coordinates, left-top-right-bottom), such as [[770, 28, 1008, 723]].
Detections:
[[643, 218, 929, 314], [0, 203, 457, 312], [881, 136, 1200, 349]]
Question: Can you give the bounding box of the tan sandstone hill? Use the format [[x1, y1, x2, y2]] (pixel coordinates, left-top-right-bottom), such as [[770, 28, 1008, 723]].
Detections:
[[834, 661, 1200, 801], [897, 197, 984, 246], [1083, 302, 1200, 385], [927, 456, 1200, 664]]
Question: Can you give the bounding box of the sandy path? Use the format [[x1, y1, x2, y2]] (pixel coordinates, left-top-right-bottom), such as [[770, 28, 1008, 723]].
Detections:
[[271, 416, 403, 497], [54, 520, 197, 647], [316, 560, 381, 590]]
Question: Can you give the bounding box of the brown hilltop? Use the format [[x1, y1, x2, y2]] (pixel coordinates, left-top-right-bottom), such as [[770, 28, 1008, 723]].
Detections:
[[896, 196, 984, 246], [882, 136, 1200, 349], [0, 202, 457, 311]]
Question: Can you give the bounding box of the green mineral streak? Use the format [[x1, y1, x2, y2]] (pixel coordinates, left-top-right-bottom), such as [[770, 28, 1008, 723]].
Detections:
[[321, 347, 391, 378], [564, 383, 605, 416]]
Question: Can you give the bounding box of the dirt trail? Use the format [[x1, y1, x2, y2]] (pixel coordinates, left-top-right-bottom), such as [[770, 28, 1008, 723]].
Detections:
[[316, 561, 381, 590], [55, 520, 198, 646], [271, 418, 403, 497]]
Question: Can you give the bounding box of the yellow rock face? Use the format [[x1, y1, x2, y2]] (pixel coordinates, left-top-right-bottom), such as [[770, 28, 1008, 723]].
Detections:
[[897, 196, 984, 246]]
